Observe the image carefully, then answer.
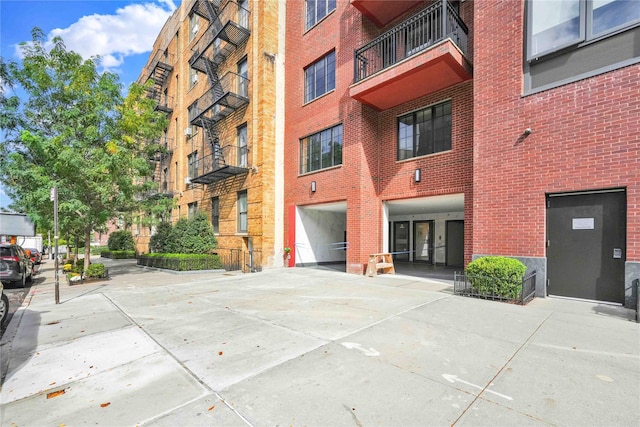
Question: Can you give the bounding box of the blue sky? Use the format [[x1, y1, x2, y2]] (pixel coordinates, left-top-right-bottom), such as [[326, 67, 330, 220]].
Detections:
[[0, 0, 180, 209]]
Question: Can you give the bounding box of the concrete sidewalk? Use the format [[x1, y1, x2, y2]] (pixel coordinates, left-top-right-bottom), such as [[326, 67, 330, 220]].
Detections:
[[1, 258, 638, 426]]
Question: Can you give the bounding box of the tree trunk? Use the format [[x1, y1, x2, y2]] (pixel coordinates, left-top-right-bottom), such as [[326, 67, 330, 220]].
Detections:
[[84, 228, 92, 273]]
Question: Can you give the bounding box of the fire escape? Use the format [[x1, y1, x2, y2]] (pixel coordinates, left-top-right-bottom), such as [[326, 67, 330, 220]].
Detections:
[[187, 0, 250, 185], [145, 48, 175, 197]]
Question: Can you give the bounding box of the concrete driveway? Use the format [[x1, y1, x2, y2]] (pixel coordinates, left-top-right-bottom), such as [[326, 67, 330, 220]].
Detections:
[[1, 258, 638, 426]]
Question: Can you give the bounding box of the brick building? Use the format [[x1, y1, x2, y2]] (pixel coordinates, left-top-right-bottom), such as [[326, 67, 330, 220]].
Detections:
[[284, 0, 639, 308], [137, 0, 285, 269], [284, 0, 473, 274]]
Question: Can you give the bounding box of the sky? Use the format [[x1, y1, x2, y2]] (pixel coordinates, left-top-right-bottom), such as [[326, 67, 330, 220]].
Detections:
[[0, 0, 181, 210]]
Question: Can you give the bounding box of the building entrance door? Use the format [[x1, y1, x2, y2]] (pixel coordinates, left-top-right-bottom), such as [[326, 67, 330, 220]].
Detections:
[[413, 221, 434, 263], [546, 189, 626, 303], [392, 221, 410, 262]]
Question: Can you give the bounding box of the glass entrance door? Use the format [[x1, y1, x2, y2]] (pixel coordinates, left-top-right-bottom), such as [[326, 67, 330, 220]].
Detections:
[[393, 221, 410, 262], [413, 220, 434, 263]]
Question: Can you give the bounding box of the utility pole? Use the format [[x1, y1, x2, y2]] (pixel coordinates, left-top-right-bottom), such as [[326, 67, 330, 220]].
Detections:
[[50, 186, 59, 304]]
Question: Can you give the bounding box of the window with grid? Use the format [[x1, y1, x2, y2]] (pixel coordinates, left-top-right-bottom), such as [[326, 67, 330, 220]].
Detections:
[[237, 191, 248, 233], [398, 101, 451, 161], [211, 197, 219, 233], [300, 124, 343, 174], [237, 57, 248, 98], [306, 0, 336, 29], [304, 51, 335, 103]]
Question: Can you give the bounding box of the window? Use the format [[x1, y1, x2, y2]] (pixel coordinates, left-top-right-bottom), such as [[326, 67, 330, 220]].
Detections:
[[188, 202, 198, 219], [188, 151, 198, 180], [300, 124, 343, 174], [187, 105, 198, 137], [237, 57, 248, 98], [306, 0, 336, 29], [304, 51, 335, 103], [189, 14, 199, 42], [238, 0, 249, 29], [237, 191, 248, 233], [211, 197, 219, 233], [527, 0, 640, 60], [398, 101, 451, 161], [190, 68, 199, 88], [237, 124, 248, 167]]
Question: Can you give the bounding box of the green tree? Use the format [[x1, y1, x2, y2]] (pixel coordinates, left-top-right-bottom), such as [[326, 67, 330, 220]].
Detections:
[[0, 28, 168, 272]]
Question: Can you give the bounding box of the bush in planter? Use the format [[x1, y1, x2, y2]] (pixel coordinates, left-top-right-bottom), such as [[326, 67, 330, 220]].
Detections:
[[168, 212, 217, 254], [149, 221, 173, 253], [85, 263, 106, 278], [466, 256, 527, 299]]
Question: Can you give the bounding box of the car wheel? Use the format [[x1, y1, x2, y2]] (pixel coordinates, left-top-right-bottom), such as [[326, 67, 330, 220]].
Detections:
[[14, 272, 26, 288], [0, 293, 9, 326], [27, 269, 33, 284]]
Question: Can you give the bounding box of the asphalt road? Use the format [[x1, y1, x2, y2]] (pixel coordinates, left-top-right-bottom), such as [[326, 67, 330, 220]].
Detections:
[[0, 262, 46, 339]]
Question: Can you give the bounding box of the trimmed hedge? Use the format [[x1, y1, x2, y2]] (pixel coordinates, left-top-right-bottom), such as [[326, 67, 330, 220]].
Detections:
[[108, 230, 136, 251], [101, 250, 137, 259], [85, 263, 107, 278], [466, 256, 527, 300], [137, 253, 223, 271]]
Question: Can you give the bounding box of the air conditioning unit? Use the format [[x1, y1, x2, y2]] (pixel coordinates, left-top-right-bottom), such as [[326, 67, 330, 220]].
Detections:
[[184, 127, 192, 136], [184, 177, 192, 185], [192, 24, 199, 33], [191, 74, 198, 84]]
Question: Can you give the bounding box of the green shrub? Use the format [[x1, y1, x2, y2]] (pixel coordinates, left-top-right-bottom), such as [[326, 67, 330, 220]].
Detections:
[[139, 253, 222, 271], [466, 256, 527, 299], [149, 221, 173, 253], [168, 212, 217, 254], [108, 230, 136, 251], [85, 263, 106, 278]]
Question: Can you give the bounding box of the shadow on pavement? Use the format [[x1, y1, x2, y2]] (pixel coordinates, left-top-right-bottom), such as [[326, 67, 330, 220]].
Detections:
[[1, 308, 40, 384]]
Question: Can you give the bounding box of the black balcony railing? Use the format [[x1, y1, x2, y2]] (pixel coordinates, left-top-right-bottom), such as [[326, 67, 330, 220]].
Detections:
[[354, 0, 468, 82], [189, 144, 249, 184], [188, 72, 249, 125], [155, 93, 174, 113]]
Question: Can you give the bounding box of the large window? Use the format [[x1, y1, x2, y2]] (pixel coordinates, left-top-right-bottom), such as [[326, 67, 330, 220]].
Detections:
[[306, 0, 336, 30], [237, 124, 248, 167], [300, 124, 343, 174], [237, 57, 248, 98], [189, 13, 199, 42], [304, 51, 335, 103], [398, 101, 451, 161], [527, 0, 640, 60], [211, 197, 219, 233], [237, 191, 248, 233]]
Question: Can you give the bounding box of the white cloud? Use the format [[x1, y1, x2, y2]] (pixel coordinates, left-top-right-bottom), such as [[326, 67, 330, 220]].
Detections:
[[15, 1, 177, 71]]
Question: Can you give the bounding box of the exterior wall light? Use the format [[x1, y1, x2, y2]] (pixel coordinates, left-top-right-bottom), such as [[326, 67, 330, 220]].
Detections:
[[311, 181, 316, 192], [414, 169, 421, 183]]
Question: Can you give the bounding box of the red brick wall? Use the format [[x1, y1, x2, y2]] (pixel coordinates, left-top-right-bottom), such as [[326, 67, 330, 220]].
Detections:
[[473, 1, 640, 261]]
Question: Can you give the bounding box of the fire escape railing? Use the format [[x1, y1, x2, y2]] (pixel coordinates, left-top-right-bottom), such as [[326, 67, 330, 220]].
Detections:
[[187, 0, 251, 185], [145, 50, 174, 106], [146, 135, 175, 197], [354, 0, 468, 83]]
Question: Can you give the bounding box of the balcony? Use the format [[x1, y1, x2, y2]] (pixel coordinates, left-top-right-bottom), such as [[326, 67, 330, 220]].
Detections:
[[350, 1, 471, 111], [188, 72, 249, 125], [351, 0, 423, 28], [154, 93, 174, 114], [189, 1, 250, 72], [189, 144, 249, 185]]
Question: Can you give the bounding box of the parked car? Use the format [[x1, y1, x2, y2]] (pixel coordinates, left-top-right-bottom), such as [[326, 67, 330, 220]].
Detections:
[[0, 281, 8, 327], [0, 244, 34, 288], [25, 248, 42, 265]]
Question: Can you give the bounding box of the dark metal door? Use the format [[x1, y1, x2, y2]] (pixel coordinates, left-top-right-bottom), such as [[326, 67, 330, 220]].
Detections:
[[393, 221, 410, 262], [547, 190, 626, 303], [446, 220, 464, 267]]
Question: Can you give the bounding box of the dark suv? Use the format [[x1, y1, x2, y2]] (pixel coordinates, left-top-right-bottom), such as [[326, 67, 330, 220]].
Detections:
[[0, 244, 34, 288]]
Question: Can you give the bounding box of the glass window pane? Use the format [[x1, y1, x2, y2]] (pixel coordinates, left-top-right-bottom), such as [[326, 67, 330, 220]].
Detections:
[[304, 68, 313, 103], [310, 134, 321, 171], [592, 0, 640, 36], [315, 61, 325, 98], [398, 115, 414, 160], [306, 0, 316, 28], [326, 52, 336, 92], [333, 125, 343, 166], [321, 129, 332, 168], [529, 0, 582, 58]]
